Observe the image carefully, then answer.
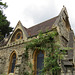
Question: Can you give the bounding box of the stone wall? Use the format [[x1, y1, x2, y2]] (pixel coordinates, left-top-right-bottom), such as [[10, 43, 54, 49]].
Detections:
[[19, 49, 34, 75], [0, 43, 25, 75], [0, 30, 74, 75]]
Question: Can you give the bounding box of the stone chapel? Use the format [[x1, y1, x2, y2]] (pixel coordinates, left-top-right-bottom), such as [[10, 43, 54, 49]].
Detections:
[[0, 6, 75, 75]]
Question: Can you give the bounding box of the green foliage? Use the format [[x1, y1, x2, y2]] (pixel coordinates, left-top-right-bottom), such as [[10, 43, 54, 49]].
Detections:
[[23, 71, 29, 75], [0, 0, 13, 40], [0, 32, 4, 41], [28, 62, 33, 69], [0, 0, 7, 9], [27, 62, 34, 75], [26, 31, 58, 50], [1, 74, 6, 75], [24, 30, 67, 75], [24, 49, 29, 60], [0, 9, 13, 37]]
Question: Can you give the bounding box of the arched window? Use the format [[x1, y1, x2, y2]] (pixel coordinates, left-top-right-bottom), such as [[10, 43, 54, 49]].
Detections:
[[37, 51, 44, 75], [11, 29, 23, 42], [8, 52, 16, 74], [33, 50, 44, 75]]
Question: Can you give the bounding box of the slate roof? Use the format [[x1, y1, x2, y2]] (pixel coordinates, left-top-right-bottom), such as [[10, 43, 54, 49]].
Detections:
[[0, 39, 7, 46], [24, 16, 58, 37], [0, 16, 58, 46], [0, 35, 11, 47]]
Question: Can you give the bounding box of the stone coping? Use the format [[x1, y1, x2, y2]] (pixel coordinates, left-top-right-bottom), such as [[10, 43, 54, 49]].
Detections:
[[0, 39, 26, 49], [0, 36, 37, 50]]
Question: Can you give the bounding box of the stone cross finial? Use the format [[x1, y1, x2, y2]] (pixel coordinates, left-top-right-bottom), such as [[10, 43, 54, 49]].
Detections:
[[5, 34, 7, 38]]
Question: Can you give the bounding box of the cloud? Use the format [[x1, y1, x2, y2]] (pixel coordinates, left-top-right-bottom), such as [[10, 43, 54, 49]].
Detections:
[[23, 0, 57, 27], [2, 0, 75, 34]]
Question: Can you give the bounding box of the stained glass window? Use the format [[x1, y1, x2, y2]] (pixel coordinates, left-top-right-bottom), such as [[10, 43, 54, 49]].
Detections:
[[16, 33, 21, 39], [37, 51, 44, 75], [10, 54, 16, 73], [8, 53, 16, 74]]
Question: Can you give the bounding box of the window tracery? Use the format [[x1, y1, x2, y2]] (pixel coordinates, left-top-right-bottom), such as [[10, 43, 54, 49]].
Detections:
[[33, 50, 44, 75], [8, 51, 16, 74], [11, 29, 23, 42]]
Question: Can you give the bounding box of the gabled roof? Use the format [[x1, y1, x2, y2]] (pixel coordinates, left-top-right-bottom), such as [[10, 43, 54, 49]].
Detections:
[[0, 16, 58, 47], [24, 16, 58, 37], [0, 6, 70, 46]]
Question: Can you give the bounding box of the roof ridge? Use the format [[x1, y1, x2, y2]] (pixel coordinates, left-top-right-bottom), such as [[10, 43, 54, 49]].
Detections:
[[28, 16, 58, 29], [25, 16, 58, 37]]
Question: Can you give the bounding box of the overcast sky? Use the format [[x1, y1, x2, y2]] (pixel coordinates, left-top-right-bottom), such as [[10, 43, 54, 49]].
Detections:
[[2, 0, 75, 34]]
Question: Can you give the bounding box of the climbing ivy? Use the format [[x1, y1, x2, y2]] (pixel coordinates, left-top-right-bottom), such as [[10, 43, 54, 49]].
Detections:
[[24, 30, 67, 75]]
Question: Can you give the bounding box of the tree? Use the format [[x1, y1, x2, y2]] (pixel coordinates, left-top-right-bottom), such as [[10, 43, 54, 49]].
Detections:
[[0, 32, 3, 41], [0, 0, 13, 41], [0, 0, 7, 9]]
